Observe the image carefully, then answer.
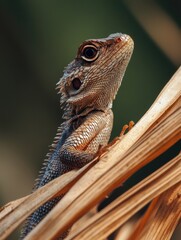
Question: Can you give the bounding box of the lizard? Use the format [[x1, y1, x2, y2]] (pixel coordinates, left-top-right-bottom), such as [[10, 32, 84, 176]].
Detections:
[[20, 32, 134, 239]]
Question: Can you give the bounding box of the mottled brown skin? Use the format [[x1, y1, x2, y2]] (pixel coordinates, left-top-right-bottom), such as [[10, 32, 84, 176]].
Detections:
[[20, 33, 134, 239]]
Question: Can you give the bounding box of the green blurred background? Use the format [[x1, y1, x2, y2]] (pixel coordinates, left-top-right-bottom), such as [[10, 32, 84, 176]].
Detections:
[[0, 0, 180, 239]]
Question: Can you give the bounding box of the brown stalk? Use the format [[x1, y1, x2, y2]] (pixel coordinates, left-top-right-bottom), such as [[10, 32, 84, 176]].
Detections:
[[138, 183, 181, 240], [67, 154, 180, 240]]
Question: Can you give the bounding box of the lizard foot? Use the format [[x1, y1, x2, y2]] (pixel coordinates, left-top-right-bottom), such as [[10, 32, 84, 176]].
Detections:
[[120, 120, 134, 136], [97, 121, 135, 157], [109, 120, 135, 146]]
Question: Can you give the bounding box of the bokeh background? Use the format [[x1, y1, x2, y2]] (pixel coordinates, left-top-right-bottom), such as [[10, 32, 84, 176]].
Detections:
[[0, 0, 180, 239]]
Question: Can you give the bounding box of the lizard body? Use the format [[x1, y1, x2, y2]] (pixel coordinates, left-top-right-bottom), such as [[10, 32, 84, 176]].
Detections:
[[20, 33, 134, 239]]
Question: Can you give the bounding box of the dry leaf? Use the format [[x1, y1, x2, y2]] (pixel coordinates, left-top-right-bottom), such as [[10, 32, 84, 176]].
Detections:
[[0, 67, 180, 240]]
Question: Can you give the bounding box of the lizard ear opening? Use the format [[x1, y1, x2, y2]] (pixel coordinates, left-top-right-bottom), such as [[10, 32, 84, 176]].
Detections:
[[72, 78, 82, 90]]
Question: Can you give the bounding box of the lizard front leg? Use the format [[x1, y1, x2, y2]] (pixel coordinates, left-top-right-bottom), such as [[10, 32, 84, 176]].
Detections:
[[60, 109, 113, 168]]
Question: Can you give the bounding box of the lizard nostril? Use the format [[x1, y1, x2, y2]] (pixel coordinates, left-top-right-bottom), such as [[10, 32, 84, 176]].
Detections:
[[115, 37, 122, 43]]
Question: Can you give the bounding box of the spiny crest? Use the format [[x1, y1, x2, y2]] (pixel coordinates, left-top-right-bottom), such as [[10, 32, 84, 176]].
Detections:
[[56, 69, 75, 119], [33, 123, 66, 189]]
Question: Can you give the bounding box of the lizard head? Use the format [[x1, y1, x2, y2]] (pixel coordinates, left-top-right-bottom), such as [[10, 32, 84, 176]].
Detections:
[[57, 33, 134, 118]]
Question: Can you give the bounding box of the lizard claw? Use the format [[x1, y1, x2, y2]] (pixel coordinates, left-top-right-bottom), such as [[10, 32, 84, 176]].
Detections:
[[97, 121, 135, 160], [119, 120, 135, 137], [104, 121, 135, 149]]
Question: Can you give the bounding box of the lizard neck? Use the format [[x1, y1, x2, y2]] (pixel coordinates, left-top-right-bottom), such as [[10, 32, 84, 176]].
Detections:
[[63, 104, 112, 120]]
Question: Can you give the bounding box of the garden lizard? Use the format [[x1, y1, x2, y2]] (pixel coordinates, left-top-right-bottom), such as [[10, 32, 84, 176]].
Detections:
[[20, 32, 134, 239]]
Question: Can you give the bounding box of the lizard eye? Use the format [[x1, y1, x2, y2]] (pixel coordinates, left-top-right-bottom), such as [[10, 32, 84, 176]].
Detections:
[[81, 45, 99, 62], [72, 78, 82, 90]]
